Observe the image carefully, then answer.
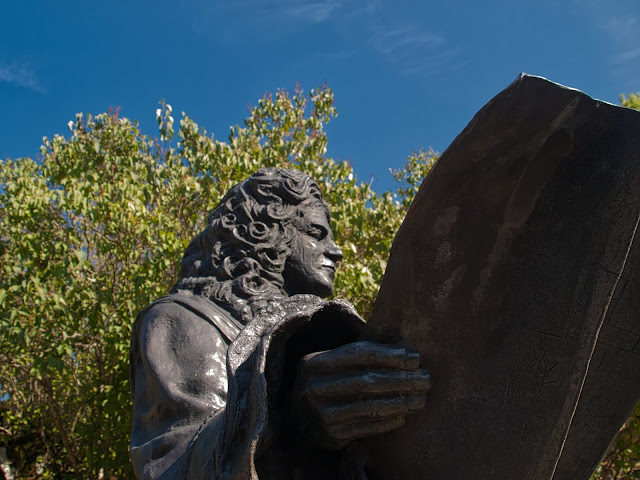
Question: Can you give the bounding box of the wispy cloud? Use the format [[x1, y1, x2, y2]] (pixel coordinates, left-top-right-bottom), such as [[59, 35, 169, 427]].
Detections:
[[369, 25, 463, 78], [192, 1, 464, 80], [597, 12, 640, 86], [612, 47, 640, 65], [401, 50, 469, 79], [599, 14, 638, 43], [362, 0, 381, 15], [0, 60, 44, 92], [0, 60, 44, 93], [193, 0, 380, 36], [281, 0, 341, 23], [370, 27, 444, 57], [190, 0, 344, 42], [274, 0, 382, 23], [588, 8, 640, 65], [573, 0, 640, 88]]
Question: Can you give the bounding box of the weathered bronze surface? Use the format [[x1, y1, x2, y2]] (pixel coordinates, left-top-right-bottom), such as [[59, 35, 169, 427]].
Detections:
[[131, 76, 640, 480], [360, 74, 640, 480], [130, 169, 429, 479]]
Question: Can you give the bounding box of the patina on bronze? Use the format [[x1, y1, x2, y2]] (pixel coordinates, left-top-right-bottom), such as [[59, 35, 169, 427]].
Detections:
[[359, 74, 640, 480], [129, 168, 430, 479], [131, 76, 640, 480]]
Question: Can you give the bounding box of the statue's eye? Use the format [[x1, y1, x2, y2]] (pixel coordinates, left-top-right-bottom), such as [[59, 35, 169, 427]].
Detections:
[[308, 225, 326, 240]]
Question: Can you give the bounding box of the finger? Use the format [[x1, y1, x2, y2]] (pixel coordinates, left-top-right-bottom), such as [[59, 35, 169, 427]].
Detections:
[[324, 415, 407, 450], [304, 369, 432, 400], [318, 394, 426, 426], [300, 341, 421, 376]]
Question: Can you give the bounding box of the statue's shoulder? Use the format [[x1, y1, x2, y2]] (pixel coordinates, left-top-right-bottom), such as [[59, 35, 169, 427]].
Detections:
[[136, 292, 243, 344]]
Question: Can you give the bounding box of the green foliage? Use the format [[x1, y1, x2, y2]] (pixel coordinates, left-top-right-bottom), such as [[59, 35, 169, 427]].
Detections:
[[593, 402, 640, 479], [391, 148, 439, 209], [620, 92, 640, 110], [0, 86, 436, 477]]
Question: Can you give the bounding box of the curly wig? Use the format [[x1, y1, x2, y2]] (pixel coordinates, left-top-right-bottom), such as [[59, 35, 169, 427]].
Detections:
[[172, 168, 329, 323]]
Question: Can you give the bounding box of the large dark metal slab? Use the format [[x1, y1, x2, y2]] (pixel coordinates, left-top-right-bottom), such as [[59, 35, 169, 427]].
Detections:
[[553, 220, 640, 479], [360, 74, 640, 480]]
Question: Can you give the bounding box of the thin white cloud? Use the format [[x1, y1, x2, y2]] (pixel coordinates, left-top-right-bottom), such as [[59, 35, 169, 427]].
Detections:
[[190, 0, 345, 40], [191, 1, 465, 79], [363, 0, 381, 15], [0, 61, 44, 92], [612, 47, 640, 65], [578, 0, 640, 85], [369, 25, 461, 78], [599, 15, 638, 43], [282, 0, 341, 23], [370, 27, 444, 57], [603, 15, 640, 85], [401, 52, 469, 78], [277, 0, 383, 22], [590, 9, 640, 72], [196, 0, 379, 31]]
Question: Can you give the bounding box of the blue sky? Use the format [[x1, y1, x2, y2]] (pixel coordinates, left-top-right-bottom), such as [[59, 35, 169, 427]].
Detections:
[[1, 0, 639, 192]]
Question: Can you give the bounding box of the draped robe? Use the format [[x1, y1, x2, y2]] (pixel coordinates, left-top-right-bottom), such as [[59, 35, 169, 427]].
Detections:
[[130, 292, 366, 479]]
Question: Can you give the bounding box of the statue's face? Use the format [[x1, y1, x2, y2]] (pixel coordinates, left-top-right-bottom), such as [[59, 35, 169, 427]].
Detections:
[[283, 204, 343, 298]]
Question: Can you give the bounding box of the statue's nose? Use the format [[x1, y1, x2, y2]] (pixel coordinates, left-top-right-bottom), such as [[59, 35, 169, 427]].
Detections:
[[325, 242, 344, 262]]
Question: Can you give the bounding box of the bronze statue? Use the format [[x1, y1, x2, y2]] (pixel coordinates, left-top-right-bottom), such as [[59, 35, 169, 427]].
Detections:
[[131, 76, 640, 480], [130, 168, 431, 479]]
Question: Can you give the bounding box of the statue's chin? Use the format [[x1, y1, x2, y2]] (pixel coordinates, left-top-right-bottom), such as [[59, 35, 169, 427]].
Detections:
[[284, 276, 334, 299]]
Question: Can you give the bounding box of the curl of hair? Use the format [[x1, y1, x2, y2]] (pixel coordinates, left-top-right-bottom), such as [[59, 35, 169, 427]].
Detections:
[[172, 168, 328, 323]]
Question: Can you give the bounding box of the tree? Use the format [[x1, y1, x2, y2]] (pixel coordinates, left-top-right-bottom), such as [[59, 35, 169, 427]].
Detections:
[[0, 87, 437, 478]]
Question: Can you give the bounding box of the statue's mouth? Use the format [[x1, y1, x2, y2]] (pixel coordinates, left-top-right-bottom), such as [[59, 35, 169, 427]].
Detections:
[[319, 258, 336, 272]]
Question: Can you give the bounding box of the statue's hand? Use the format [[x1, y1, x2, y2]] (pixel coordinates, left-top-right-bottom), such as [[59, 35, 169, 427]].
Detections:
[[290, 341, 431, 450]]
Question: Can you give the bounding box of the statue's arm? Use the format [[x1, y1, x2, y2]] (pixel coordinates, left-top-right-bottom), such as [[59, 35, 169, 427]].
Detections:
[[129, 301, 229, 480]]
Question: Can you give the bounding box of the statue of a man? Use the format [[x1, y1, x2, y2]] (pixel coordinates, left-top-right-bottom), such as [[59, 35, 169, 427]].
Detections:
[[130, 168, 431, 479]]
